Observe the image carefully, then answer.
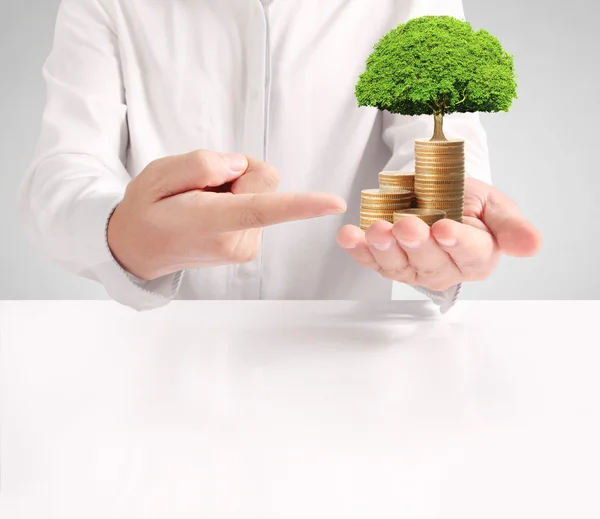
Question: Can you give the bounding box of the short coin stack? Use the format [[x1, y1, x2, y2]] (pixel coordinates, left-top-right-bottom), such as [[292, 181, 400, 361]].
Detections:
[[360, 188, 412, 231], [379, 172, 415, 196], [414, 139, 465, 223], [393, 208, 446, 226]]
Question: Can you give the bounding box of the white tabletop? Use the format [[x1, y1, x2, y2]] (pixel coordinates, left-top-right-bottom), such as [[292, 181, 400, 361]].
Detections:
[[1, 300, 599, 518]]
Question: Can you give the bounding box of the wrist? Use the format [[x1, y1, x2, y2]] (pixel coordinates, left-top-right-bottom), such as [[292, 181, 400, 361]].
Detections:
[[107, 203, 157, 281]]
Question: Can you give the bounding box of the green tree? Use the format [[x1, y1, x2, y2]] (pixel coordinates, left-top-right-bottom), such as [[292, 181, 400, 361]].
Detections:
[[355, 16, 517, 141]]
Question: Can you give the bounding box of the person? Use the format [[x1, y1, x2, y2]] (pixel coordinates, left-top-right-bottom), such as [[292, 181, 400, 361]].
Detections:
[[19, 0, 541, 312]]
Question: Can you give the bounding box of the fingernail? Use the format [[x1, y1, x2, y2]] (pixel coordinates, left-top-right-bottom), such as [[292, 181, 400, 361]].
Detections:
[[321, 207, 345, 216], [397, 238, 421, 249], [371, 241, 392, 251], [223, 153, 248, 173], [436, 236, 457, 247]]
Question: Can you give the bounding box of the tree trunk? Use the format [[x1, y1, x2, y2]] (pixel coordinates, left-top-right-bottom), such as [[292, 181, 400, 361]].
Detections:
[[430, 112, 447, 142]]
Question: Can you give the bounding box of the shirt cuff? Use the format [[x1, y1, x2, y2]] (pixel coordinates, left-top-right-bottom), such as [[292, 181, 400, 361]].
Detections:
[[104, 203, 185, 307], [411, 283, 462, 314]]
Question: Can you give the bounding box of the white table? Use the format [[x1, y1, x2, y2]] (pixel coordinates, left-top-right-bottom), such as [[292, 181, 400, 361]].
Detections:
[[1, 300, 599, 519]]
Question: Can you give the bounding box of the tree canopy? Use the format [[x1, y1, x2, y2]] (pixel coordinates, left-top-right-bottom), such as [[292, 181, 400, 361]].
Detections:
[[355, 16, 518, 117]]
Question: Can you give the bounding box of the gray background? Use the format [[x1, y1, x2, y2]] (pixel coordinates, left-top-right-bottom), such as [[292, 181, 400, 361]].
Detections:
[[0, 0, 598, 300]]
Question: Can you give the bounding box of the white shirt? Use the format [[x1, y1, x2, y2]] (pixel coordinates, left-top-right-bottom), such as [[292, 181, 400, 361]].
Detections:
[[19, 0, 491, 311]]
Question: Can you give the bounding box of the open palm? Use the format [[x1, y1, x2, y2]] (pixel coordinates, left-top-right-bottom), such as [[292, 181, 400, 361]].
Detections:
[[337, 178, 542, 292]]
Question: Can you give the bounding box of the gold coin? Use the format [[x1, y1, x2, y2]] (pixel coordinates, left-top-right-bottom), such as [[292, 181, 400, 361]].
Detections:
[[378, 181, 413, 186], [360, 203, 412, 211], [415, 149, 464, 154], [360, 220, 393, 226], [414, 186, 465, 193], [362, 191, 412, 197], [415, 143, 464, 153], [417, 197, 463, 205], [361, 188, 412, 198], [415, 182, 464, 188], [360, 220, 393, 225], [379, 171, 415, 180], [360, 212, 396, 218], [415, 139, 464, 145], [417, 200, 463, 206], [415, 191, 464, 198], [415, 175, 465, 182], [415, 182, 465, 193], [361, 196, 411, 203], [414, 179, 465, 185], [394, 208, 447, 216], [417, 203, 464, 211], [361, 216, 393, 222], [379, 182, 414, 187], [379, 179, 414, 190], [361, 200, 411, 207], [415, 152, 464, 159], [416, 165, 465, 173], [415, 172, 465, 178], [415, 155, 464, 161], [415, 159, 465, 165], [361, 212, 407, 218], [415, 147, 464, 154], [415, 159, 464, 167], [417, 196, 463, 202], [379, 186, 415, 194], [417, 195, 463, 201], [415, 148, 464, 153], [415, 176, 465, 183], [360, 211, 397, 216]]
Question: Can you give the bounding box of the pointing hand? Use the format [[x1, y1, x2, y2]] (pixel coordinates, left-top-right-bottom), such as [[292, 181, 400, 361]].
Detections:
[[108, 150, 347, 280]]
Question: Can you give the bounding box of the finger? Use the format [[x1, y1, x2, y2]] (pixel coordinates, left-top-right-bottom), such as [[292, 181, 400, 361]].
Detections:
[[391, 216, 459, 288], [231, 156, 280, 194], [146, 150, 249, 200], [363, 221, 412, 280], [337, 225, 381, 271], [431, 218, 500, 281], [481, 186, 542, 257], [202, 191, 347, 232]]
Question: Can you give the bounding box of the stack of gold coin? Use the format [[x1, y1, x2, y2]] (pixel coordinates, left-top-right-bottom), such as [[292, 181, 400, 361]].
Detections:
[[414, 139, 465, 223], [378, 172, 415, 193], [393, 208, 447, 226], [379, 171, 416, 208], [360, 189, 412, 231]]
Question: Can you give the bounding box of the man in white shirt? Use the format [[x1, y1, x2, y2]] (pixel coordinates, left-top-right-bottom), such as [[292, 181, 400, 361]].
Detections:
[[19, 0, 541, 312]]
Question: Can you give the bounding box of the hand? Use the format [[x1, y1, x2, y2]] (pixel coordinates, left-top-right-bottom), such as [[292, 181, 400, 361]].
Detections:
[[337, 177, 542, 292], [108, 150, 346, 280]]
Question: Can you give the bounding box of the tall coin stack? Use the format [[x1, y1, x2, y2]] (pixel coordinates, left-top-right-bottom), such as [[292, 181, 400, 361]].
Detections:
[[360, 189, 412, 232], [414, 139, 465, 223]]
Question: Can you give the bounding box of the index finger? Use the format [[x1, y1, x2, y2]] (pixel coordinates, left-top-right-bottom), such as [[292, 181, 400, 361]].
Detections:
[[205, 191, 347, 232]]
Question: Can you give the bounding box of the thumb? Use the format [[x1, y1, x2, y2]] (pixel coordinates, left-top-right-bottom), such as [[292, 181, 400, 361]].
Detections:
[[482, 189, 542, 257], [145, 150, 248, 200], [231, 156, 280, 194]]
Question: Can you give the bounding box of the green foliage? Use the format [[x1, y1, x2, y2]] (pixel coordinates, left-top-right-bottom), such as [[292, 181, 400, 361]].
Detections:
[[355, 16, 518, 116]]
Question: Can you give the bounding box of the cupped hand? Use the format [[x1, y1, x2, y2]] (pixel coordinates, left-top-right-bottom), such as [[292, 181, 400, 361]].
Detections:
[[337, 177, 542, 292], [108, 150, 347, 280]]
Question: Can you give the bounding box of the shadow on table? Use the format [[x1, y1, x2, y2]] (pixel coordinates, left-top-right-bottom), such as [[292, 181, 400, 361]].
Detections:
[[331, 300, 439, 323], [226, 301, 440, 354]]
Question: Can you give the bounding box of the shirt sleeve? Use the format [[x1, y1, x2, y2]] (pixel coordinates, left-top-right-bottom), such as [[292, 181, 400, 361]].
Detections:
[[18, 0, 183, 311], [380, 0, 493, 312]]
